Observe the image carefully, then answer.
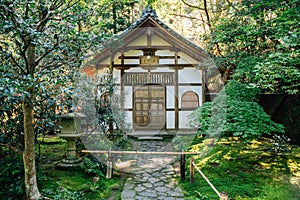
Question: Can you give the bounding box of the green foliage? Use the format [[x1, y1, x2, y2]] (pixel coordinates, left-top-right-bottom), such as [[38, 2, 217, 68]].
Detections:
[[190, 81, 284, 140], [0, 151, 25, 199], [73, 73, 128, 138], [96, 0, 138, 34], [204, 0, 300, 94], [95, 74, 128, 137], [43, 188, 84, 200], [195, 191, 209, 200], [80, 156, 106, 178]]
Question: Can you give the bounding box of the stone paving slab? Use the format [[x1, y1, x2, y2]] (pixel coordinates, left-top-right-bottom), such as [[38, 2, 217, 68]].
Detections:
[[117, 140, 185, 200]]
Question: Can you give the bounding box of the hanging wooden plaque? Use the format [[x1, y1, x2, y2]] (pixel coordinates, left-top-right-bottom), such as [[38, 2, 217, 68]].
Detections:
[[139, 56, 159, 65]]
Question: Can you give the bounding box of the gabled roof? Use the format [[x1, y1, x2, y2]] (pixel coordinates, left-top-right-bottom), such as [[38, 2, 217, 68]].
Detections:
[[83, 7, 209, 69]]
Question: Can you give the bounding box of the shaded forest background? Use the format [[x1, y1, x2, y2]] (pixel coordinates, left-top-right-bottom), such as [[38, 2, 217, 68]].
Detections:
[[0, 0, 299, 199]]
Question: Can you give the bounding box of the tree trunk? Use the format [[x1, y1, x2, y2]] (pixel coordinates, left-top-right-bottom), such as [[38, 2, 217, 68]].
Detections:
[[23, 96, 41, 200]]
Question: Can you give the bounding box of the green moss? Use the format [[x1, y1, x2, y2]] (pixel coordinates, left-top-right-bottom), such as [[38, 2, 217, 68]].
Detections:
[[181, 138, 300, 199], [36, 136, 125, 200]]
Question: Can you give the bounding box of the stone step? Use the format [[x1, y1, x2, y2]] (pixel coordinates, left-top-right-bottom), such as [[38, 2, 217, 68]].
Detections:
[[138, 136, 163, 140]]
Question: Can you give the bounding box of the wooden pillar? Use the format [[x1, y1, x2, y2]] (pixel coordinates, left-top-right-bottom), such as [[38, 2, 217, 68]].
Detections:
[[120, 51, 125, 111], [201, 65, 206, 104], [190, 157, 194, 183], [220, 192, 228, 200], [174, 51, 179, 130], [180, 153, 185, 181], [106, 149, 113, 179]]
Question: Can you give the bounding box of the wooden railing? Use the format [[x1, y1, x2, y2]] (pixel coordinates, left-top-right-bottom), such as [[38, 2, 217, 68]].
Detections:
[[82, 150, 199, 180], [190, 158, 228, 200], [82, 150, 228, 199]]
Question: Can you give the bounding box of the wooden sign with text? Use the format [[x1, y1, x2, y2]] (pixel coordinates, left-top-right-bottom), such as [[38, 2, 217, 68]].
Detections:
[[139, 56, 159, 65]]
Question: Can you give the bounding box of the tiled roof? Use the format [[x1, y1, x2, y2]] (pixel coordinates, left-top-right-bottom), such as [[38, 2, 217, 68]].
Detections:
[[110, 6, 208, 55], [82, 6, 209, 69]]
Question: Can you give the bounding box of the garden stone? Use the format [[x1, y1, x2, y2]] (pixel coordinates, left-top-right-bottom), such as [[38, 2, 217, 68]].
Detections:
[[119, 140, 184, 199]]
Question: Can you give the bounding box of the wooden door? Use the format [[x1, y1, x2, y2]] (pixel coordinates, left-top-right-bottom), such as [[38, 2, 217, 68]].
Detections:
[[133, 85, 165, 129]]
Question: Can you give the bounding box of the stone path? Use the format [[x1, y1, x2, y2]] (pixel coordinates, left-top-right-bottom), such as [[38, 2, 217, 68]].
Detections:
[[116, 140, 185, 200]]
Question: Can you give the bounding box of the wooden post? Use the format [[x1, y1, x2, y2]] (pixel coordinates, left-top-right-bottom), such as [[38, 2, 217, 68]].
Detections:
[[220, 192, 228, 200], [120, 50, 125, 112], [180, 153, 185, 181], [106, 149, 113, 179], [174, 51, 179, 130], [201, 65, 206, 104], [190, 157, 194, 183]]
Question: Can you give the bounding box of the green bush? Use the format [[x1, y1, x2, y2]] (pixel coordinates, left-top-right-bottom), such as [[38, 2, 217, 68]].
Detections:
[[189, 81, 284, 140], [80, 155, 106, 177], [0, 151, 25, 199]]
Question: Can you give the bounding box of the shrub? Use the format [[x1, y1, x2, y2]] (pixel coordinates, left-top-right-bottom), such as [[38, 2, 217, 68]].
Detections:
[[189, 81, 285, 140], [0, 151, 25, 199]]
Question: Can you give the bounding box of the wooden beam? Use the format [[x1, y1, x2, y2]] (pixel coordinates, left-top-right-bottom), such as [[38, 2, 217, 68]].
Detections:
[[118, 55, 181, 59], [96, 64, 197, 69], [82, 150, 201, 155], [122, 46, 178, 51]]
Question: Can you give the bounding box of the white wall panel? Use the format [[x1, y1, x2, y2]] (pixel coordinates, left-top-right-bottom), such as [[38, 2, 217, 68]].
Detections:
[[124, 86, 132, 109], [113, 70, 121, 84], [179, 111, 193, 129], [167, 111, 175, 129], [178, 68, 202, 83], [166, 86, 174, 108], [125, 111, 132, 129], [126, 68, 148, 73], [151, 67, 173, 73]]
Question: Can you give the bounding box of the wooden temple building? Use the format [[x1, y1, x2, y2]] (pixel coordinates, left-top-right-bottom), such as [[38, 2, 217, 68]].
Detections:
[[82, 7, 211, 131]]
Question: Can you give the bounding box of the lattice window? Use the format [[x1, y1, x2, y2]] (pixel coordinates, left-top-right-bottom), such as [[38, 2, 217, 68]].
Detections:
[[124, 72, 174, 85], [182, 91, 199, 109]]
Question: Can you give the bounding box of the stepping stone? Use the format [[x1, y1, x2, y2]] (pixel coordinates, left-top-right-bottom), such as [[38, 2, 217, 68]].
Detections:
[[138, 136, 163, 140], [121, 189, 135, 198]]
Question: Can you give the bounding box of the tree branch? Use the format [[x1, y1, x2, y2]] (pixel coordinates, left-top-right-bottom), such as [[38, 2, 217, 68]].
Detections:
[[181, 0, 205, 10], [35, 35, 59, 65], [40, 62, 66, 72], [52, 0, 80, 15], [171, 13, 209, 25], [9, 54, 26, 74], [225, 0, 239, 12]]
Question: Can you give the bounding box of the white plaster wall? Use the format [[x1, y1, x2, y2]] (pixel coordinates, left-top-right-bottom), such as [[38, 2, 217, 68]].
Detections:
[[125, 111, 133, 129], [152, 35, 172, 46], [167, 111, 175, 129], [127, 34, 147, 46], [124, 50, 143, 65], [151, 67, 173, 73], [166, 86, 175, 108], [124, 86, 132, 109], [126, 67, 148, 73], [178, 51, 199, 64], [178, 68, 202, 83], [179, 111, 193, 129], [113, 70, 121, 84]]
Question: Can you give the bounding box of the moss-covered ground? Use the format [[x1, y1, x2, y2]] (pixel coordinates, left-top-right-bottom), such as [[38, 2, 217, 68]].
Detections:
[[181, 136, 300, 200], [37, 136, 125, 200]]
